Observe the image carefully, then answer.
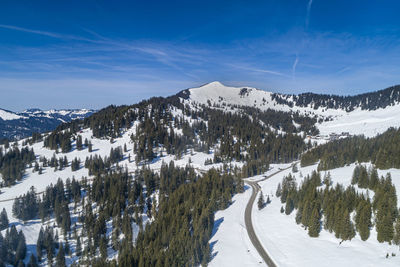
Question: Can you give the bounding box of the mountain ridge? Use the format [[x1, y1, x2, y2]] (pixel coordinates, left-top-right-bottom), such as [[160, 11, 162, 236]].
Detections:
[[183, 81, 400, 112], [0, 108, 95, 140]]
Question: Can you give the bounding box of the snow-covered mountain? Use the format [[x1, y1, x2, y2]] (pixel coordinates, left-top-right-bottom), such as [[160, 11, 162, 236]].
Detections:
[[182, 81, 400, 137], [2, 81, 400, 266], [0, 108, 94, 140]]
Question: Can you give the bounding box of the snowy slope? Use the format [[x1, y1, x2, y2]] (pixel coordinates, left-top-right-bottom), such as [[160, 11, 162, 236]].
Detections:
[[208, 162, 400, 266], [187, 81, 345, 116], [185, 81, 400, 138], [317, 105, 400, 137], [249, 163, 400, 267], [2, 81, 400, 265], [0, 108, 22, 121], [0, 119, 243, 264], [209, 185, 262, 267]]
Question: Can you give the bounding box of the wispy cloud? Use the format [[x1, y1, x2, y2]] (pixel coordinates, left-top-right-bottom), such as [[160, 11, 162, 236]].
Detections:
[[0, 24, 210, 79], [336, 66, 351, 74], [1, 22, 400, 110], [305, 0, 314, 29], [0, 24, 97, 43]]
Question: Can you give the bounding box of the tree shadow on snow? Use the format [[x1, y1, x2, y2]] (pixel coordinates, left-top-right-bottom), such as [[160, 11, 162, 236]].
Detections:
[[210, 217, 224, 239], [209, 218, 224, 261], [210, 241, 219, 260]]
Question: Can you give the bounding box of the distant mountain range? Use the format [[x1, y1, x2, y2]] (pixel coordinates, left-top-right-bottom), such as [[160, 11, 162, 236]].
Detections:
[[0, 108, 94, 140]]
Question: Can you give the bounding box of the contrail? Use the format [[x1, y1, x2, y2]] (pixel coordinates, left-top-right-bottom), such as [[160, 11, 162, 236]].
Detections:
[[294, 0, 313, 81], [305, 0, 313, 29], [292, 54, 299, 80]]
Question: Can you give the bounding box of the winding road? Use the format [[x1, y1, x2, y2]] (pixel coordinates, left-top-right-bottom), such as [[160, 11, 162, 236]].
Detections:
[[244, 164, 296, 267]]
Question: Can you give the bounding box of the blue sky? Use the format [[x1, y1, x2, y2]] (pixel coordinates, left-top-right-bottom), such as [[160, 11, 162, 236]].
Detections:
[[1, 0, 400, 111]]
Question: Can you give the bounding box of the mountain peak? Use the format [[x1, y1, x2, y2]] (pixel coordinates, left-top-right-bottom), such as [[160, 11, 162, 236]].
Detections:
[[201, 81, 226, 88]]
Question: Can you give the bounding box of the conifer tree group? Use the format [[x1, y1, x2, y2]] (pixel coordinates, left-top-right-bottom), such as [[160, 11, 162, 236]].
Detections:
[[0, 224, 27, 266], [280, 165, 400, 244]]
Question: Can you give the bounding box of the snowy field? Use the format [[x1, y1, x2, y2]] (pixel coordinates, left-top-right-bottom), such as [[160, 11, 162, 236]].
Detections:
[[317, 104, 400, 137], [209, 162, 400, 266], [250, 163, 400, 267]]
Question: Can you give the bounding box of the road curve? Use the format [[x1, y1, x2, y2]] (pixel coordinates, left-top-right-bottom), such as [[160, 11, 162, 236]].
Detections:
[[244, 180, 277, 267], [244, 164, 296, 266]]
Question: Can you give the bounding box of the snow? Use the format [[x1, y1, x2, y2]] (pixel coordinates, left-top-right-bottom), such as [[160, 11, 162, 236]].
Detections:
[[0, 118, 239, 264], [206, 162, 400, 266], [318, 105, 400, 137], [209, 185, 262, 267], [2, 81, 400, 265], [0, 108, 23, 120], [187, 81, 400, 138], [188, 81, 346, 117], [250, 163, 400, 267], [0, 108, 94, 122]]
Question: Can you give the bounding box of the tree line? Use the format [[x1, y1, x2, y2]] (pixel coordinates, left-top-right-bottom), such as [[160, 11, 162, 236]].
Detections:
[[301, 127, 400, 170], [272, 84, 400, 111], [277, 166, 400, 244]]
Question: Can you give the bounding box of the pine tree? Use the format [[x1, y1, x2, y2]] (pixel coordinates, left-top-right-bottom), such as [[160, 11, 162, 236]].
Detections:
[[76, 237, 82, 257], [257, 193, 264, 210], [88, 141, 93, 152], [36, 228, 44, 261], [15, 231, 27, 264], [27, 254, 38, 267], [301, 200, 312, 228], [369, 167, 379, 190], [394, 218, 400, 245], [295, 205, 303, 224], [292, 164, 298, 173], [0, 208, 9, 230], [76, 135, 83, 151], [308, 207, 320, 237], [341, 210, 355, 241], [377, 214, 394, 243], [285, 194, 294, 215], [56, 243, 66, 267], [356, 202, 371, 241], [323, 172, 332, 187], [358, 166, 369, 188], [276, 183, 282, 197], [100, 237, 108, 260]]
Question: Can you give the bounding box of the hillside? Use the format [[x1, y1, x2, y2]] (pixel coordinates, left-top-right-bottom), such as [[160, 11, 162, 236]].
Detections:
[[184, 82, 400, 137], [1, 82, 400, 266]]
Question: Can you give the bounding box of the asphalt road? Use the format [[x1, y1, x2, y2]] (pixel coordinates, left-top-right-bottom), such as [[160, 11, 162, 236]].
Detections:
[[244, 164, 297, 266]]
